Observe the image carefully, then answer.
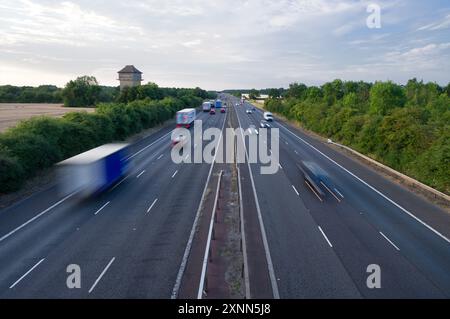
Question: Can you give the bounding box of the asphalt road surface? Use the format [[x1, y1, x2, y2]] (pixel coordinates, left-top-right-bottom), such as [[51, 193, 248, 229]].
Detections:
[[0, 107, 226, 298], [0, 94, 449, 298], [232, 94, 450, 298]]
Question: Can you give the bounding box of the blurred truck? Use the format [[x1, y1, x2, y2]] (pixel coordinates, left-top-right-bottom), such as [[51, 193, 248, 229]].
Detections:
[[215, 99, 223, 108], [57, 143, 131, 198], [176, 108, 196, 128], [202, 101, 212, 112]]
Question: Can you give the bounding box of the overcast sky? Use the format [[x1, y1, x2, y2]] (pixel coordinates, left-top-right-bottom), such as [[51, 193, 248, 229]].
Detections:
[[0, 0, 449, 90]]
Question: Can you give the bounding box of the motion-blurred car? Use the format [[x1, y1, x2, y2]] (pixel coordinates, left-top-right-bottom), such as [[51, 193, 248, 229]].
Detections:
[[260, 120, 271, 128], [221, 107, 226, 113], [210, 109, 216, 115], [171, 134, 188, 147], [246, 109, 253, 114]]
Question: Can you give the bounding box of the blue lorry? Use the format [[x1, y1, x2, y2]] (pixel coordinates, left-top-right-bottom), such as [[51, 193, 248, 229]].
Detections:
[[215, 99, 223, 108], [57, 143, 131, 198]]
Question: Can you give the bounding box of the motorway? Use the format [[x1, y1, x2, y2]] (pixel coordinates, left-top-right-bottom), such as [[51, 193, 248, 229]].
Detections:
[[0, 93, 449, 298], [232, 94, 450, 298], [0, 106, 226, 298]]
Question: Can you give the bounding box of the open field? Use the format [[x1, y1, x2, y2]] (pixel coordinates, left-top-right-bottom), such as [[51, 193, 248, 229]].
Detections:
[[0, 103, 94, 132]]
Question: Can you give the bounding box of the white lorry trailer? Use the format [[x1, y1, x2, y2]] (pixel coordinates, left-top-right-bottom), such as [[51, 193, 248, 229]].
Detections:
[[202, 102, 212, 112], [176, 108, 196, 128]]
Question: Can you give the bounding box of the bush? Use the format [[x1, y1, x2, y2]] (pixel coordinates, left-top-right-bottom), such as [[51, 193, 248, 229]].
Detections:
[[63, 112, 114, 146], [0, 132, 60, 175], [0, 85, 209, 194], [265, 79, 449, 194], [0, 147, 25, 193]]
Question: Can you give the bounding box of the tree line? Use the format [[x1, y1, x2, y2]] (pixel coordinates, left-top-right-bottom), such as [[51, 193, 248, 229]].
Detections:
[[0, 85, 63, 103], [263, 79, 450, 194], [0, 83, 212, 193], [0, 81, 118, 105], [0, 76, 216, 108]]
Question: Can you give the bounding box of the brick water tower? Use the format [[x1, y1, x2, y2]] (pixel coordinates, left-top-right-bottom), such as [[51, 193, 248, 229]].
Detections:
[[118, 65, 143, 91]]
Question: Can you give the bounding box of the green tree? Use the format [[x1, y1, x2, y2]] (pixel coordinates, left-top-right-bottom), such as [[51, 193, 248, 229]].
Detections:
[[369, 81, 406, 115], [286, 83, 307, 99], [343, 92, 359, 109], [62, 76, 101, 107], [306, 86, 323, 101], [322, 79, 344, 105], [268, 88, 281, 99], [136, 83, 163, 100], [249, 89, 260, 100]]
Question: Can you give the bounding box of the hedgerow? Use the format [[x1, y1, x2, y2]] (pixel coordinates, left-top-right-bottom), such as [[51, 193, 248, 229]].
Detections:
[[264, 79, 450, 194], [0, 94, 205, 193]]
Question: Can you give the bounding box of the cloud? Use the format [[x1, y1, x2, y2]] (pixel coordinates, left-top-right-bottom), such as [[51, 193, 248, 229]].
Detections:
[[182, 39, 203, 47], [384, 43, 450, 63], [0, 0, 448, 89], [0, 0, 143, 47], [417, 14, 450, 31]]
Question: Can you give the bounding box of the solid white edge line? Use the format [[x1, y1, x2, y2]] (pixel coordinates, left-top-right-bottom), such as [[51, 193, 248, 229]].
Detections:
[[197, 170, 223, 299], [380, 232, 400, 251], [94, 201, 110, 215], [0, 192, 75, 243], [236, 104, 280, 299], [88, 257, 116, 294], [147, 198, 158, 213], [9, 258, 45, 289], [292, 185, 300, 196], [318, 226, 333, 248], [278, 122, 450, 244], [171, 110, 227, 299]]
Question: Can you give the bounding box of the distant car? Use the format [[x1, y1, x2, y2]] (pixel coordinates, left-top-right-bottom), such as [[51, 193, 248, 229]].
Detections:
[[235, 103, 240, 107], [246, 109, 253, 114], [260, 120, 271, 128], [210, 109, 216, 115], [263, 112, 274, 122], [248, 125, 259, 135], [221, 108, 226, 113]]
